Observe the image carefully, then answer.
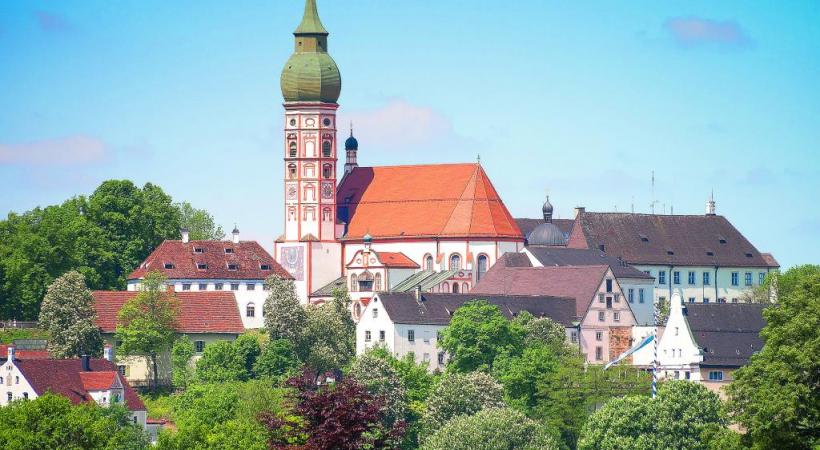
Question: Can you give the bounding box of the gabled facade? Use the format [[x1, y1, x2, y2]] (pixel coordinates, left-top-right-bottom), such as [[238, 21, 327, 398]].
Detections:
[[356, 292, 578, 372], [127, 233, 291, 328]]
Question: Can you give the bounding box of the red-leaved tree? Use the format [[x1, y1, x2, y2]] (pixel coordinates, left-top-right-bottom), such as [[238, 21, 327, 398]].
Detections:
[[259, 371, 405, 450]]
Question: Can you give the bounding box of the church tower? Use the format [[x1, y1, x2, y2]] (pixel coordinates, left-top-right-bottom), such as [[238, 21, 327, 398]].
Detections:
[[275, 0, 343, 302]]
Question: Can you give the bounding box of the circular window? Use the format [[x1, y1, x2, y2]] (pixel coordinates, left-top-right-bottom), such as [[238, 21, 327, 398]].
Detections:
[[289, 118, 296, 126], [323, 118, 331, 126]]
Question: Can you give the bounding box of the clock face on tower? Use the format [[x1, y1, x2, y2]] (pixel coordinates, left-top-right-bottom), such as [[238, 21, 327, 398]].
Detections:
[[321, 182, 333, 199]]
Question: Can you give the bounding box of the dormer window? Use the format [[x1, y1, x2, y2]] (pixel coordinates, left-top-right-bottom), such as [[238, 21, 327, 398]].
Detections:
[[194, 247, 204, 254], [164, 263, 175, 269], [719, 236, 727, 244], [227, 264, 238, 271], [197, 263, 208, 270], [666, 249, 675, 255], [706, 251, 715, 256], [639, 234, 649, 242], [225, 248, 234, 254], [260, 264, 271, 271], [745, 252, 753, 258]]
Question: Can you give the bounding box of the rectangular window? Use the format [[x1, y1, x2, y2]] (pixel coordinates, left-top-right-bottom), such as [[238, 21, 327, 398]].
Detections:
[[731, 272, 739, 286], [247, 283, 256, 291], [688, 271, 696, 285], [658, 271, 666, 285], [215, 283, 223, 291], [365, 330, 371, 342], [260, 264, 271, 271], [408, 330, 415, 342], [6, 393, 11, 402], [703, 298, 710, 304], [595, 346, 603, 361], [198, 283, 208, 290], [708, 371, 724, 381], [570, 330, 578, 343], [438, 352, 446, 365], [182, 283, 191, 291], [227, 264, 238, 271], [423, 353, 431, 362], [598, 293, 605, 303], [614, 293, 620, 303], [688, 297, 696, 303], [703, 272, 711, 286], [372, 308, 378, 318], [231, 283, 240, 291], [673, 271, 681, 285], [685, 371, 691, 380], [745, 272, 753, 286], [606, 279, 613, 293], [379, 330, 385, 342], [759, 272, 765, 285], [595, 331, 603, 341], [22, 392, 28, 400], [598, 311, 605, 322], [732, 298, 738, 303], [614, 312, 621, 322], [197, 263, 207, 270], [423, 332, 431, 344], [117, 365, 127, 376], [195, 341, 205, 353], [639, 289, 645, 304], [628, 288, 634, 303]]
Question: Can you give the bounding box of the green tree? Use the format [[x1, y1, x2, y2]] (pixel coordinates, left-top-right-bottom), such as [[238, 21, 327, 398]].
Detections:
[[195, 340, 248, 383], [176, 202, 225, 241], [438, 300, 524, 372], [253, 339, 300, 380], [303, 288, 356, 374], [0, 393, 149, 449], [38, 270, 103, 358], [171, 335, 195, 389], [233, 332, 262, 378], [421, 408, 561, 450], [578, 381, 727, 450], [263, 275, 308, 354], [493, 343, 561, 412], [116, 271, 179, 390], [349, 348, 408, 426], [727, 264, 820, 449], [513, 311, 570, 351], [421, 371, 506, 435]]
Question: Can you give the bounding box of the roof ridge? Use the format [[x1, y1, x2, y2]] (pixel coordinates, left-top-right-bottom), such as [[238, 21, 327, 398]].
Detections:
[[354, 162, 479, 170]]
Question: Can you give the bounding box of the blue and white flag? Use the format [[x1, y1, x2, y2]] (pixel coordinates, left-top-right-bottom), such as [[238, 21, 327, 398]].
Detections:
[[604, 334, 654, 370]]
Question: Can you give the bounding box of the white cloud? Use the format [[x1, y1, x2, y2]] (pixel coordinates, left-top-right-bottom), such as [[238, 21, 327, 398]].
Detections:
[[0, 135, 107, 165], [664, 17, 751, 48], [338, 99, 454, 150]]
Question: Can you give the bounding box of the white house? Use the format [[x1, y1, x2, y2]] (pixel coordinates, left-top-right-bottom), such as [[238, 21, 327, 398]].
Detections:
[[1, 345, 147, 428], [126, 228, 292, 329], [356, 292, 578, 372], [656, 293, 766, 395]]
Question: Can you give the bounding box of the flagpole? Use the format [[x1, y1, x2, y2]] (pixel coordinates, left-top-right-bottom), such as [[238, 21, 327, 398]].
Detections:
[[652, 297, 659, 399]]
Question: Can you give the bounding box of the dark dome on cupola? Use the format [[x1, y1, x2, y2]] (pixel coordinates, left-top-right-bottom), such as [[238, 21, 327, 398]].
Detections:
[[527, 195, 567, 246], [345, 134, 358, 151]]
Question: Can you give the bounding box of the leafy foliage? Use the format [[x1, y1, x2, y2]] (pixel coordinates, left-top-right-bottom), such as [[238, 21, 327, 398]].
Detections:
[[233, 332, 263, 378], [421, 408, 561, 450], [37, 270, 103, 358], [115, 271, 179, 389], [349, 348, 408, 426], [253, 339, 300, 380], [727, 264, 820, 449], [0, 393, 149, 449], [260, 371, 405, 450], [438, 300, 524, 372], [263, 275, 308, 352], [176, 201, 225, 240], [578, 381, 727, 450], [171, 335, 195, 389], [195, 340, 248, 383], [421, 371, 506, 435]]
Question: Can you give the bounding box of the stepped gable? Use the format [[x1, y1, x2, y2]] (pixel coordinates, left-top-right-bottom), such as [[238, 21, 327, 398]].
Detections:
[[471, 264, 609, 317], [567, 212, 778, 268], [128, 240, 292, 280], [92, 291, 245, 334], [336, 163, 523, 240], [13, 358, 145, 411]]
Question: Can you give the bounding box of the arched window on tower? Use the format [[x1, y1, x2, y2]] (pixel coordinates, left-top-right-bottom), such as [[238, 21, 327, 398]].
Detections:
[[322, 140, 332, 157], [374, 273, 382, 292], [287, 163, 297, 179], [322, 208, 332, 222], [477, 254, 489, 281], [350, 274, 358, 292], [424, 254, 434, 271], [289, 141, 297, 158], [323, 164, 333, 179], [449, 254, 461, 271]]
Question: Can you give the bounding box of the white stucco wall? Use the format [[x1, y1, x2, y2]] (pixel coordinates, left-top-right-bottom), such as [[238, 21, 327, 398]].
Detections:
[[1, 358, 36, 405], [635, 265, 773, 304], [656, 294, 703, 381]]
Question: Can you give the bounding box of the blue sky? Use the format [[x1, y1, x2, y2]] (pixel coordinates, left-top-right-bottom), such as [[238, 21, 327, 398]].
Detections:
[[1, 1, 818, 268]]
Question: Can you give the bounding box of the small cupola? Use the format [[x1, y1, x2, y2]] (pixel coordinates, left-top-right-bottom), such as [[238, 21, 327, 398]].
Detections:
[[232, 226, 240, 244]]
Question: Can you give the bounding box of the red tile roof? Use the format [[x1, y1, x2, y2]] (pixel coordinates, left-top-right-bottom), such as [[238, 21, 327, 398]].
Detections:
[[377, 252, 420, 269], [15, 358, 145, 411], [79, 371, 118, 391], [471, 264, 609, 317], [93, 291, 245, 334], [337, 163, 523, 240], [0, 345, 50, 360], [128, 240, 292, 281]]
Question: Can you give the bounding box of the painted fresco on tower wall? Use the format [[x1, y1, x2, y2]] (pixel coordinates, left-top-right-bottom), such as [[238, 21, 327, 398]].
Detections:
[[281, 246, 305, 281]]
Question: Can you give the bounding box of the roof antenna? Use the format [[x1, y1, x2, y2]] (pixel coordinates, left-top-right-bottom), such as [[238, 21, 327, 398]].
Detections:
[[650, 170, 658, 215], [476, 154, 481, 164], [631, 196, 635, 214], [349, 120, 353, 137]]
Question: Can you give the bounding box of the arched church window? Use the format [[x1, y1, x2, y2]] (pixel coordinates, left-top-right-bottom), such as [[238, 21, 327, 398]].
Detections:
[[323, 164, 333, 179], [289, 141, 297, 158], [449, 254, 461, 270], [350, 274, 358, 292], [287, 163, 297, 179], [462, 282, 469, 293], [452, 283, 459, 293], [477, 254, 489, 281], [441, 282, 450, 293], [374, 273, 382, 292], [322, 140, 332, 157], [424, 254, 434, 271]]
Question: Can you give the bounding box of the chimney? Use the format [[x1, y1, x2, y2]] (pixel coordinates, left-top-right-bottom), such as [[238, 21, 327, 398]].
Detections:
[[7, 345, 15, 362], [103, 344, 114, 362], [181, 227, 190, 244], [574, 206, 586, 217], [81, 354, 90, 372], [414, 285, 423, 303], [232, 226, 240, 244]]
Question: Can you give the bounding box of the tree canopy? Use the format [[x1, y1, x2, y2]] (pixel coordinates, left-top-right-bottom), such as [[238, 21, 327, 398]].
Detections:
[[38, 270, 103, 358], [421, 408, 561, 450], [421, 371, 505, 435], [176, 202, 225, 241]]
